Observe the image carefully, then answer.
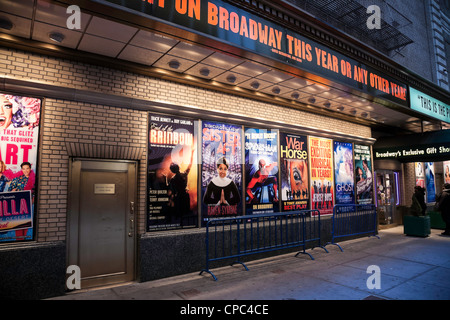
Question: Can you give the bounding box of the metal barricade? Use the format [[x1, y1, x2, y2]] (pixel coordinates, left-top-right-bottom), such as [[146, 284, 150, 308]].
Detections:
[[199, 211, 316, 281], [303, 209, 329, 253], [326, 204, 379, 252]]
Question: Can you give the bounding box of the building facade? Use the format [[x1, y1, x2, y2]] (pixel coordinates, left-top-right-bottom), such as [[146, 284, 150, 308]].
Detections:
[[0, 0, 449, 299]]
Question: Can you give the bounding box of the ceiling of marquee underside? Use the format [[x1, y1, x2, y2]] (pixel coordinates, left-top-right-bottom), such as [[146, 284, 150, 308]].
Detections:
[[0, 0, 447, 134]]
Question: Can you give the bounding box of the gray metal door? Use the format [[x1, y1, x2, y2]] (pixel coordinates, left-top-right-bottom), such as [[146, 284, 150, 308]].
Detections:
[[68, 159, 136, 289]]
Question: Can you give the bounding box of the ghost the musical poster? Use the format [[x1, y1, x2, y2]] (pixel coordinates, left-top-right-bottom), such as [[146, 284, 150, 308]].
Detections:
[[334, 141, 355, 205]]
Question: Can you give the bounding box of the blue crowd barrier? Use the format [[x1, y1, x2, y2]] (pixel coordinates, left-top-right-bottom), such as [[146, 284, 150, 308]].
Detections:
[[200, 210, 323, 281], [325, 204, 379, 252]]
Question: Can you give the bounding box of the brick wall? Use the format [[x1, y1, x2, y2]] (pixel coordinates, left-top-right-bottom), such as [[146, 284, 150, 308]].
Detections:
[[38, 99, 148, 241], [0, 46, 372, 242]]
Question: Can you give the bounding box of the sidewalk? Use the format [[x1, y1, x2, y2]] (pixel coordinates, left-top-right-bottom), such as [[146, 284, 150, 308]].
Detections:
[[48, 226, 450, 300]]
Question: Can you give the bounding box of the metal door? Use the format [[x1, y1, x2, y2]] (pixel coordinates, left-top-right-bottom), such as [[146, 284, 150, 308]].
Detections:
[[68, 159, 136, 289]]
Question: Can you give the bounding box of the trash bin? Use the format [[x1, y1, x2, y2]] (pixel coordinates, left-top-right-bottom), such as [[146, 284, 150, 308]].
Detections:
[[403, 215, 431, 237]]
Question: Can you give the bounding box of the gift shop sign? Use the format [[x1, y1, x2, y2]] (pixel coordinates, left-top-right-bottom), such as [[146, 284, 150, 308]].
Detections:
[[96, 0, 408, 106]]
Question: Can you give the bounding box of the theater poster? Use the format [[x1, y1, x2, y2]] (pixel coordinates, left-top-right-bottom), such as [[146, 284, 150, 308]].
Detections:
[[147, 114, 198, 230], [444, 161, 450, 184], [280, 132, 309, 211], [309, 136, 334, 215], [415, 162, 425, 188], [425, 162, 436, 203], [334, 141, 354, 205], [201, 121, 242, 220], [245, 128, 279, 215], [354, 144, 373, 204], [0, 93, 41, 243]]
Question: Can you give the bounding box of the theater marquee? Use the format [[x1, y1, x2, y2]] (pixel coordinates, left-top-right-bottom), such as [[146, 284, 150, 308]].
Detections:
[[97, 0, 408, 106]]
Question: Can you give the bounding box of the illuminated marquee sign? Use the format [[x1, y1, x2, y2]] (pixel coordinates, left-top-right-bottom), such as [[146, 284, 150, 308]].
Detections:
[[373, 130, 450, 162], [97, 0, 408, 106], [410, 87, 450, 123]]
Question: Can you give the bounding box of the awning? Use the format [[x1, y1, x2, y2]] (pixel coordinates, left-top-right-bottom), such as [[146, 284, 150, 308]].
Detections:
[[373, 130, 450, 162]]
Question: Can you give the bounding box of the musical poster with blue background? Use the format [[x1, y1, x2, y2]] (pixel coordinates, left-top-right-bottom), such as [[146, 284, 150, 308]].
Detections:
[[201, 121, 243, 220], [425, 162, 436, 203], [334, 141, 355, 205], [245, 128, 279, 215]]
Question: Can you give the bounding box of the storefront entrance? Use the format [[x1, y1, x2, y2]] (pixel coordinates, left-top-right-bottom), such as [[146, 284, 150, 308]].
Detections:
[[376, 170, 399, 225], [68, 159, 137, 289]]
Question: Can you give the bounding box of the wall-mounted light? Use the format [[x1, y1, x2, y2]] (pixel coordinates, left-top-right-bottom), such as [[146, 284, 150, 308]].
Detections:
[[49, 32, 65, 43], [168, 59, 180, 69], [291, 92, 300, 99], [360, 112, 368, 118], [0, 17, 13, 30], [272, 87, 280, 94], [250, 81, 260, 89], [337, 106, 345, 111], [226, 74, 236, 83], [199, 67, 210, 77], [349, 109, 357, 115], [323, 101, 331, 108], [308, 97, 316, 104]]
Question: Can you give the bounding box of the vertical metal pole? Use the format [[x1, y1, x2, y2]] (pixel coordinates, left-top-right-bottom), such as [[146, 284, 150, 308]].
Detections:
[[205, 221, 209, 272]]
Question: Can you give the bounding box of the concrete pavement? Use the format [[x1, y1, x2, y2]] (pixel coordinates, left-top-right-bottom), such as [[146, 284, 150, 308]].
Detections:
[[48, 226, 450, 301]]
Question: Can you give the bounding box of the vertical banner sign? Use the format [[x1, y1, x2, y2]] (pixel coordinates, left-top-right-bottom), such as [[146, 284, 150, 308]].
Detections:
[[201, 121, 242, 220], [279, 132, 309, 211], [309, 137, 333, 215], [334, 141, 355, 205], [354, 144, 373, 204], [244, 128, 279, 215], [0, 93, 41, 243], [444, 161, 450, 184], [425, 162, 436, 203], [415, 162, 425, 188], [147, 114, 198, 230]]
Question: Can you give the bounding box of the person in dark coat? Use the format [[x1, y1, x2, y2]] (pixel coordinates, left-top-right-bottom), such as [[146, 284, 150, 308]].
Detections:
[[411, 185, 427, 216], [436, 183, 450, 236]]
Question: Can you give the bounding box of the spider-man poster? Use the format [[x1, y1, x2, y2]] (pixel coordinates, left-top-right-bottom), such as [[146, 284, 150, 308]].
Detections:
[[244, 128, 279, 215]]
